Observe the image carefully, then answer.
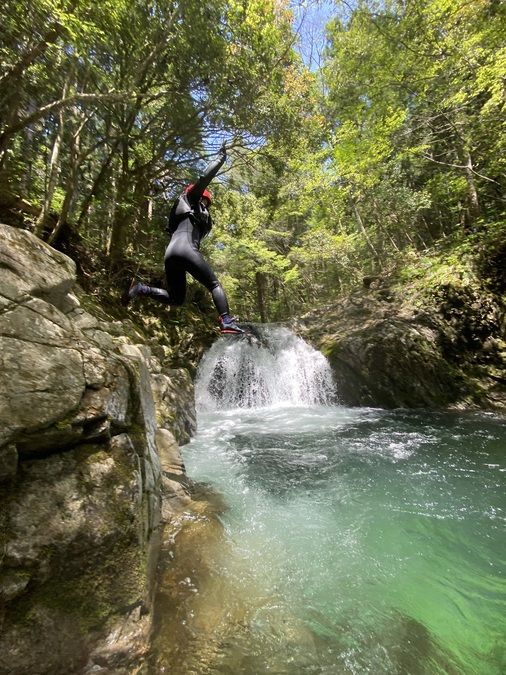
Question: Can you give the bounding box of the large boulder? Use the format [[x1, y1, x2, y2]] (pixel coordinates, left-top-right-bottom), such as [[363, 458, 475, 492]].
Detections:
[[0, 224, 195, 674], [295, 287, 506, 410]]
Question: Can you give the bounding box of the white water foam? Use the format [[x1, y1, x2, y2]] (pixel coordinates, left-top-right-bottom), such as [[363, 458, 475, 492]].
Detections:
[[196, 325, 336, 411]]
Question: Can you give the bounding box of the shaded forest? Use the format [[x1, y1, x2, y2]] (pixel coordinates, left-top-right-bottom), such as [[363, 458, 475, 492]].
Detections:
[[1, 0, 505, 322]]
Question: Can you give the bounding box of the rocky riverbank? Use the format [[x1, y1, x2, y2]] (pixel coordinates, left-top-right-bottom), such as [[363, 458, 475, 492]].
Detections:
[[294, 271, 506, 411], [0, 223, 197, 674]]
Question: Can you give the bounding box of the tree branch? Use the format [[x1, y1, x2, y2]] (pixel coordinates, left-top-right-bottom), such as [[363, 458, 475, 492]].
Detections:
[[421, 154, 500, 183], [0, 92, 147, 150], [0, 25, 63, 88]]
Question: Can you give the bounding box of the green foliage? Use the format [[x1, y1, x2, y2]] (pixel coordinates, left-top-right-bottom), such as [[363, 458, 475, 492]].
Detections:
[[250, 0, 506, 317], [0, 0, 504, 322], [393, 220, 506, 312], [0, 0, 301, 254]]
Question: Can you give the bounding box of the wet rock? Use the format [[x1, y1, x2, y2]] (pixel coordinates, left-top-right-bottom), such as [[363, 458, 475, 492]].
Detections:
[[161, 477, 192, 520], [295, 286, 506, 410], [84, 604, 151, 674], [0, 331, 86, 448], [0, 223, 196, 674], [157, 428, 185, 476], [151, 369, 196, 445]]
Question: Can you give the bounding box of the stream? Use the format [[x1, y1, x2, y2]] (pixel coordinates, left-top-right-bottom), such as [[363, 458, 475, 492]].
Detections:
[[152, 327, 505, 674]]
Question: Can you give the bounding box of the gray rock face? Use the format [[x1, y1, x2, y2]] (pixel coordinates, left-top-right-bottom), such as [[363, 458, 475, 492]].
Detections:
[[295, 289, 505, 410], [0, 223, 76, 308], [151, 369, 196, 445], [0, 224, 195, 674]]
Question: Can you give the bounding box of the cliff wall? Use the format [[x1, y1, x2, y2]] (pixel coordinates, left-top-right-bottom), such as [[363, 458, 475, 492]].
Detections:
[[295, 278, 505, 411], [0, 223, 194, 674]]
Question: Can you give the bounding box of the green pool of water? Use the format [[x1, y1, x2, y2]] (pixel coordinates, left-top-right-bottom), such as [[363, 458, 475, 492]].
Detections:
[[154, 406, 506, 674]]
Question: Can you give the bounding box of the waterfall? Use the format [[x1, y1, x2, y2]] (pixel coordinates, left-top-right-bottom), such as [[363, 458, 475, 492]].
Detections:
[[196, 325, 336, 411]]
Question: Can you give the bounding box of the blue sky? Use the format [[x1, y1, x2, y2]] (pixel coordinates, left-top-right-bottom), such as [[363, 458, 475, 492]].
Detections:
[[290, 1, 350, 70]]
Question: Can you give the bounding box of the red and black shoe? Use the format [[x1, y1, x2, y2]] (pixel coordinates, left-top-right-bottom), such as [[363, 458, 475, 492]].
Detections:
[[219, 314, 245, 335]]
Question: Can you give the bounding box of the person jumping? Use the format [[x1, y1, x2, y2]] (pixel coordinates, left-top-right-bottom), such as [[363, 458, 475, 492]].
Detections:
[[123, 144, 244, 335]]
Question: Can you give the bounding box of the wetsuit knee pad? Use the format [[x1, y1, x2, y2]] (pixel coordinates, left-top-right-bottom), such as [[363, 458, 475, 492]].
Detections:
[[208, 280, 222, 292]]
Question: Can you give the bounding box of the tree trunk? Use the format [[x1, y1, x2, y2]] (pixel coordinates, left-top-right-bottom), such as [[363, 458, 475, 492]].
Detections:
[[48, 142, 79, 245], [463, 150, 480, 226], [452, 118, 481, 228], [372, 198, 400, 252], [18, 123, 36, 194], [350, 198, 382, 266], [76, 140, 120, 228], [420, 216, 434, 245], [49, 159, 79, 245], [108, 140, 131, 268], [105, 170, 118, 252], [255, 271, 268, 323], [35, 64, 74, 237], [47, 99, 83, 245]]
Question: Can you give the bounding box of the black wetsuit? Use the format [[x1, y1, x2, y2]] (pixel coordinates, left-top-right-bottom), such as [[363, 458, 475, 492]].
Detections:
[[164, 154, 229, 314], [143, 153, 230, 315]]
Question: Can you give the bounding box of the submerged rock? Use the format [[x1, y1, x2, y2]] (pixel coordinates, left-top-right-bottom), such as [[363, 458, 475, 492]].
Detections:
[[0, 223, 194, 674]]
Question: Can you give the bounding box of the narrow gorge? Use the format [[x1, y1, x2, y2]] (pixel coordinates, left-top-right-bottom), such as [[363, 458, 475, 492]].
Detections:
[[1, 224, 504, 674]]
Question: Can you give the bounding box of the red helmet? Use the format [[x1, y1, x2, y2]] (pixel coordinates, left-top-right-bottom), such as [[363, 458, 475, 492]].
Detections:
[[184, 184, 213, 204]]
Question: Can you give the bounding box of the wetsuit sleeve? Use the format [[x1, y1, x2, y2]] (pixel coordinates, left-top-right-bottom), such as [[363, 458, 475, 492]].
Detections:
[[187, 150, 226, 200]]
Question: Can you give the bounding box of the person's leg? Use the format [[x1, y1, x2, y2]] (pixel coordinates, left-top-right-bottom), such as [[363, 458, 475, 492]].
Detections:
[[164, 257, 187, 306], [186, 250, 228, 311], [184, 249, 243, 333]]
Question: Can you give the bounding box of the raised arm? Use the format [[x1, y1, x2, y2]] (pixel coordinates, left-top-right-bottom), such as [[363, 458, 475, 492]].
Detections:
[[187, 145, 227, 200]]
